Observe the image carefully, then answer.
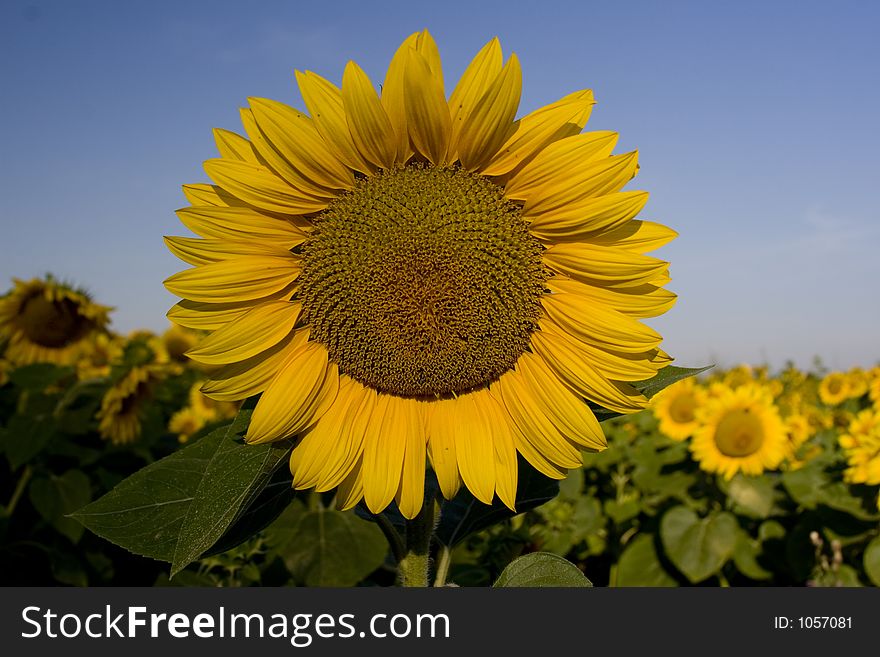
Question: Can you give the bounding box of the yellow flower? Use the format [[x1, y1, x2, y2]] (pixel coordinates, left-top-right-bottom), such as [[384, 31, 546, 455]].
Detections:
[[162, 323, 201, 364], [785, 412, 812, 449], [846, 367, 869, 399], [818, 372, 849, 406], [651, 377, 704, 441], [77, 332, 124, 380], [721, 365, 755, 389], [869, 367, 880, 407], [169, 406, 207, 444], [838, 409, 880, 485], [0, 276, 111, 366], [690, 384, 787, 479], [164, 31, 676, 518], [187, 381, 240, 421], [96, 365, 163, 445]]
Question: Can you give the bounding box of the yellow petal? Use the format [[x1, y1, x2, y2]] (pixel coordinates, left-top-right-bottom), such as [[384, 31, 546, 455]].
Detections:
[[586, 220, 678, 253], [249, 97, 354, 191], [213, 128, 261, 164], [163, 237, 296, 266], [527, 191, 649, 242], [201, 328, 309, 401], [186, 300, 301, 365], [245, 341, 333, 444], [396, 398, 428, 520], [457, 53, 521, 171], [516, 351, 606, 450], [175, 205, 308, 244], [426, 398, 462, 500], [522, 151, 639, 214], [529, 329, 648, 414], [494, 368, 584, 469], [166, 284, 297, 331], [295, 70, 375, 175], [550, 278, 677, 318], [362, 395, 407, 514], [492, 407, 519, 511], [404, 48, 451, 165], [452, 390, 498, 505], [543, 242, 668, 286], [335, 456, 365, 511], [342, 61, 397, 169], [164, 255, 300, 303], [182, 183, 243, 208], [203, 159, 328, 215], [505, 131, 618, 199], [540, 290, 663, 353], [447, 38, 502, 162]]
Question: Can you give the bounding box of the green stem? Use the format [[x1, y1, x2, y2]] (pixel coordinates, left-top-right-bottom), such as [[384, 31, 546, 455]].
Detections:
[[375, 512, 406, 565], [5, 465, 33, 517], [432, 544, 452, 587], [398, 499, 437, 587]]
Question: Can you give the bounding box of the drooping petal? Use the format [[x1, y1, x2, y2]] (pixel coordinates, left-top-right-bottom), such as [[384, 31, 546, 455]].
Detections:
[[185, 301, 301, 365], [456, 53, 521, 171], [492, 406, 519, 511], [249, 97, 355, 191], [163, 255, 300, 303], [481, 90, 595, 176], [182, 183, 244, 208], [245, 341, 334, 444], [295, 70, 375, 174], [335, 456, 365, 511], [548, 275, 677, 319], [342, 61, 397, 169]]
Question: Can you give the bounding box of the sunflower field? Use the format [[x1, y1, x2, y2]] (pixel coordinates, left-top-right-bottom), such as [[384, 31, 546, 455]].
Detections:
[[1, 274, 878, 587]]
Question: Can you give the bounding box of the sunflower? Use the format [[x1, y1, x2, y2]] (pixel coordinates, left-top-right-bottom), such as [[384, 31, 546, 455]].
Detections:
[[651, 377, 704, 441], [96, 365, 163, 445], [164, 31, 677, 518], [818, 372, 849, 406], [0, 276, 111, 366], [690, 384, 787, 479], [169, 406, 206, 443], [839, 409, 880, 485], [77, 332, 124, 380], [162, 323, 201, 364]]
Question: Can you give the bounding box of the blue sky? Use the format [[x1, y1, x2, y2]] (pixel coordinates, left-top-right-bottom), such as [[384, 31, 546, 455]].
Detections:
[[1, 0, 878, 372]]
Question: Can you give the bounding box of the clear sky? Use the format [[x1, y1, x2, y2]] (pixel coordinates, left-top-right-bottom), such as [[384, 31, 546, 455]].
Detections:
[[1, 0, 878, 372]]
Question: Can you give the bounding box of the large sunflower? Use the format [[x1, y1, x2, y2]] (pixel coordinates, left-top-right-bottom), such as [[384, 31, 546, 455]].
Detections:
[[0, 276, 111, 366], [690, 384, 787, 479], [164, 31, 677, 518]]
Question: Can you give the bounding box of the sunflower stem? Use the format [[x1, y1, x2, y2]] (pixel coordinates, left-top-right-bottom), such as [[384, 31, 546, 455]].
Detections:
[[398, 499, 438, 587], [374, 512, 406, 565], [5, 465, 33, 517], [432, 544, 452, 587]]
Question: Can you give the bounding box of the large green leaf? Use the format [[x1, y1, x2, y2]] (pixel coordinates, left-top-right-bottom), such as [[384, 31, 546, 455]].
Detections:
[[71, 409, 292, 571], [591, 365, 712, 422], [723, 474, 779, 519], [8, 363, 74, 390], [732, 529, 773, 580], [614, 534, 677, 587], [660, 506, 737, 583], [28, 469, 92, 543], [4, 413, 57, 469], [493, 552, 592, 587], [268, 504, 388, 586]]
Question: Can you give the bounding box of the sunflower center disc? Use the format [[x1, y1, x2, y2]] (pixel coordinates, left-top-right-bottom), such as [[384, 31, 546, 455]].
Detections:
[[714, 409, 765, 457], [19, 294, 89, 348], [299, 165, 547, 397]]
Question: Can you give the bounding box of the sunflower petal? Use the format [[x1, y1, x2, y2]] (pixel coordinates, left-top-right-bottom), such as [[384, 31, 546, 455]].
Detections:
[[543, 242, 668, 286], [166, 284, 297, 331], [404, 48, 451, 165], [396, 398, 427, 520], [505, 131, 619, 199], [175, 205, 308, 244], [185, 300, 301, 365], [335, 456, 365, 511], [163, 237, 296, 266], [164, 255, 300, 303], [245, 341, 332, 444], [492, 407, 519, 511], [362, 395, 406, 514], [214, 128, 261, 164], [296, 70, 375, 175], [452, 390, 497, 505], [203, 159, 328, 214], [548, 276, 676, 318], [527, 191, 649, 241], [586, 220, 678, 253], [447, 37, 502, 161], [457, 53, 521, 171], [182, 183, 244, 208], [249, 97, 354, 191], [426, 398, 462, 500], [481, 90, 596, 176], [342, 61, 397, 169]]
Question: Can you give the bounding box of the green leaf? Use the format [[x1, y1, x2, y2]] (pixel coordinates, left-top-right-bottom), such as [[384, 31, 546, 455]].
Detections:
[[72, 410, 291, 569], [493, 552, 592, 587], [171, 409, 292, 575], [864, 535, 880, 587], [268, 505, 388, 586], [28, 470, 92, 543], [781, 465, 827, 509], [732, 529, 773, 580], [660, 506, 737, 583], [4, 413, 57, 469], [591, 365, 712, 421], [435, 459, 559, 546], [723, 474, 778, 519], [8, 363, 74, 390], [614, 534, 677, 587]]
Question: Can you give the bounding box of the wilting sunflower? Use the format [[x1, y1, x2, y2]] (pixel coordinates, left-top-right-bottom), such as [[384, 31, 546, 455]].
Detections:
[[164, 31, 677, 518], [651, 377, 704, 441], [690, 384, 787, 479], [0, 276, 111, 366]]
